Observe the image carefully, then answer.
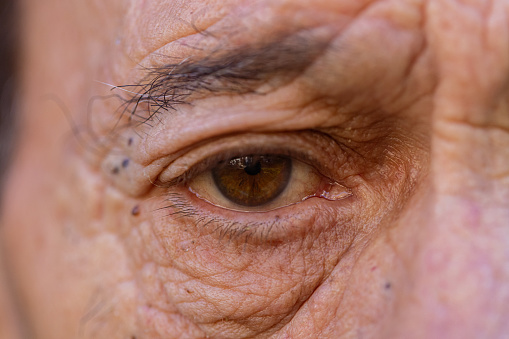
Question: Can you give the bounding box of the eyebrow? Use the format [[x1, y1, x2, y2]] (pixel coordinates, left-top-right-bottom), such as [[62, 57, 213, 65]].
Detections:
[[116, 31, 332, 124]]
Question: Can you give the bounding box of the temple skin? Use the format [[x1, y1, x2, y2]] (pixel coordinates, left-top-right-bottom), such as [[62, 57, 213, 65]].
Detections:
[[1, 0, 509, 338]]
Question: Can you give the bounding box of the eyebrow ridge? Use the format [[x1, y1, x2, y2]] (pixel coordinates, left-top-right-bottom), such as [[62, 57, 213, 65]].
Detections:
[[117, 31, 332, 124]]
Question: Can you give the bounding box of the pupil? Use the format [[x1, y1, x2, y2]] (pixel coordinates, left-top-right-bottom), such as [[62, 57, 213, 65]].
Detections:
[[244, 160, 262, 175]]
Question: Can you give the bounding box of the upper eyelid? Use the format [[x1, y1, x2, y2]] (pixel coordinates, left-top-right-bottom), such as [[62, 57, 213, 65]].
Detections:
[[161, 148, 305, 188], [154, 131, 355, 188]]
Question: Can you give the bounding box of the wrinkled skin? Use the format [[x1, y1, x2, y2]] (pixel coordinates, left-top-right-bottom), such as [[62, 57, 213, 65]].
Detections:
[[1, 0, 509, 338]]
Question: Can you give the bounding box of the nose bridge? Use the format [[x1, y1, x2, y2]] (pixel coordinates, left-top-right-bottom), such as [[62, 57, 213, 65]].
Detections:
[[389, 0, 509, 335]]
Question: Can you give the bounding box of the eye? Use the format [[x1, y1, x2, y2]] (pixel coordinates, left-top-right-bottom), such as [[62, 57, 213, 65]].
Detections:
[[187, 153, 351, 212]]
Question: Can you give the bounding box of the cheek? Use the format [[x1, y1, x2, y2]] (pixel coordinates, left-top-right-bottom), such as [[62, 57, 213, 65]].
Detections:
[[131, 192, 362, 337], [1, 156, 142, 338]]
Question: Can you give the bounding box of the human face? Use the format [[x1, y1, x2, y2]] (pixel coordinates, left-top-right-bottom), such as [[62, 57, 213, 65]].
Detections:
[[1, 0, 509, 338]]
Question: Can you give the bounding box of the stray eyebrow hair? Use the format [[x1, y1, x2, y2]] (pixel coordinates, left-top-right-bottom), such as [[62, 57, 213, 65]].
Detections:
[[116, 31, 332, 124]]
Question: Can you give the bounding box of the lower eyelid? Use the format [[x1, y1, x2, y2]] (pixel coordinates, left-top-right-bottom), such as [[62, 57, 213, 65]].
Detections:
[[158, 185, 356, 245]]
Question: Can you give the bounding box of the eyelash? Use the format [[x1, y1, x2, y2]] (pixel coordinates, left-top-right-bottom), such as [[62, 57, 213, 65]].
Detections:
[[159, 192, 284, 243], [155, 131, 355, 187], [162, 146, 310, 186]]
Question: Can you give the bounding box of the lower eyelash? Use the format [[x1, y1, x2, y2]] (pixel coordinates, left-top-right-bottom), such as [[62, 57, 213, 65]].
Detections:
[[157, 192, 287, 245]]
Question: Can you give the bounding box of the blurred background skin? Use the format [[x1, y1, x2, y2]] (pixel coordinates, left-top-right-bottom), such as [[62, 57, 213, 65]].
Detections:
[[1, 0, 509, 338], [0, 0, 23, 337]]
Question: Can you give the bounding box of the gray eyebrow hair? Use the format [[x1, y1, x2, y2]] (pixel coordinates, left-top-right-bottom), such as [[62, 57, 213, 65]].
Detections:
[[116, 31, 331, 125]]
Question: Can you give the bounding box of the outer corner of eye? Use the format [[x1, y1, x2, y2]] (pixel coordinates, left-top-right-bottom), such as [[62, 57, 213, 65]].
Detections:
[[185, 154, 350, 212]]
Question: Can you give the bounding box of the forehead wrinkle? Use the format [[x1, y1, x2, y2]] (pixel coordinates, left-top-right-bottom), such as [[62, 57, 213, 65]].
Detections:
[[124, 0, 374, 66], [122, 0, 239, 63]]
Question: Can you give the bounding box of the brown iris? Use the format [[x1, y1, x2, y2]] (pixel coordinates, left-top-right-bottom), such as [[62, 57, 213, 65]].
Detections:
[[212, 155, 292, 207]]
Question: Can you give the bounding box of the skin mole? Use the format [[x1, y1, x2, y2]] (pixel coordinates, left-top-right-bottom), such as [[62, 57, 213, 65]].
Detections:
[[131, 205, 140, 216]]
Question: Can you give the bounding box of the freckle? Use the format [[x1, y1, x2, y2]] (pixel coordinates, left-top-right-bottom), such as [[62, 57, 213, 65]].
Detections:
[[127, 137, 133, 146], [385, 282, 392, 290], [112, 167, 120, 175], [122, 158, 130, 168], [131, 205, 140, 216]]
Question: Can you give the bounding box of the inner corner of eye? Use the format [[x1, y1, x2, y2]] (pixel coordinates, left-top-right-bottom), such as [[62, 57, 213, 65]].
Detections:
[[186, 154, 326, 211]]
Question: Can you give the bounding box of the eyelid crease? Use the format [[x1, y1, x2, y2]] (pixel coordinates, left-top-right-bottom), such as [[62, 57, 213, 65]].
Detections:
[[154, 131, 354, 189]]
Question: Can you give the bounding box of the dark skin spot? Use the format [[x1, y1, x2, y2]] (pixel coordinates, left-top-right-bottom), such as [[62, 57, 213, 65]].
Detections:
[[385, 282, 392, 290], [122, 158, 130, 168], [128, 137, 133, 146], [131, 205, 140, 216], [112, 167, 120, 175]]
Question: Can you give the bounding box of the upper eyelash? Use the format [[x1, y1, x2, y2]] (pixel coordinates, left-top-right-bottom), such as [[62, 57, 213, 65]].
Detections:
[[156, 144, 323, 188]]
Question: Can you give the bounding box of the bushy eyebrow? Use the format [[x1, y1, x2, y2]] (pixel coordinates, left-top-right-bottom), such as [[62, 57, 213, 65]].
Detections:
[[116, 31, 331, 124]]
